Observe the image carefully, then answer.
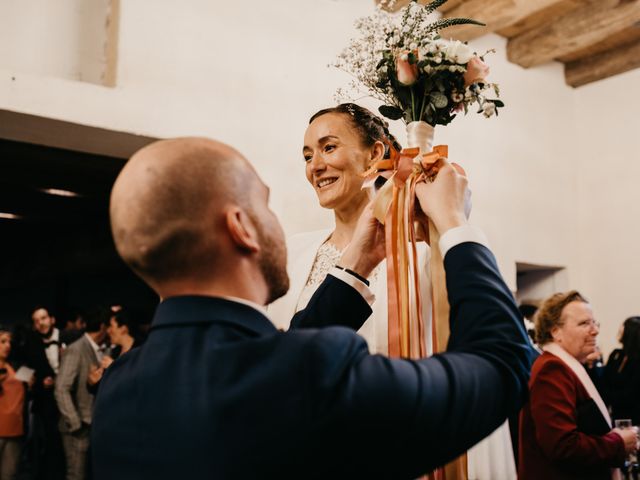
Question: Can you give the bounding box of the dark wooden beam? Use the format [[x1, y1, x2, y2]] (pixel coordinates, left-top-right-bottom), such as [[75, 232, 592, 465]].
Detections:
[[565, 38, 640, 87], [440, 0, 573, 42], [507, 0, 640, 68]]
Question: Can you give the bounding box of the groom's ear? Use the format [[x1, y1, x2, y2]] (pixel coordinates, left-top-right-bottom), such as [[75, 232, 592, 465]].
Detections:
[[225, 206, 261, 254]]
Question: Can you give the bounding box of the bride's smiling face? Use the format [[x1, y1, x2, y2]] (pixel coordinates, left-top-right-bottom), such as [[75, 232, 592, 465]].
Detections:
[[303, 113, 372, 210]]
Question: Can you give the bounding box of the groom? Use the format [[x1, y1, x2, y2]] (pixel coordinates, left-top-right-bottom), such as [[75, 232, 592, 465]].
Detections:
[[92, 137, 532, 479]]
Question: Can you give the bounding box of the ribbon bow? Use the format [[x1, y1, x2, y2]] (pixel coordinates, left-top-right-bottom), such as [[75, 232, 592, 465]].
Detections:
[[363, 143, 448, 359]]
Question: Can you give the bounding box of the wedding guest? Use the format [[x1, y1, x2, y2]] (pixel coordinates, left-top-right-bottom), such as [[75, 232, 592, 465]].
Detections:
[[91, 137, 531, 479], [519, 291, 638, 480], [108, 308, 144, 354], [31, 306, 61, 377], [55, 307, 109, 480], [603, 316, 640, 424], [584, 345, 606, 394], [60, 310, 86, 347], [268, 103, 515, 479], [23, 307, 65, 480], [87, 308, 144, 389], [519, 302, 539, 349], [0, 324, 26, 480]]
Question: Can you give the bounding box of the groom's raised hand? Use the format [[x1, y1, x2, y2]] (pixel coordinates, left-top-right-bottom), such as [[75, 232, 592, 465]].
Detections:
[[416, 160, 469, 235]]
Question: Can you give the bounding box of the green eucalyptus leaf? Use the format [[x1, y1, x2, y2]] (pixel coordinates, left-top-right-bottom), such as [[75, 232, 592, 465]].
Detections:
[[431, 91, 448, 108], [379, 105, 405, 120]]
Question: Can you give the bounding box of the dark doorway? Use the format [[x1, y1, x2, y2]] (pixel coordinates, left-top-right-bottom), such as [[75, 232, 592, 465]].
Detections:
[[0, 130, 158, 326]]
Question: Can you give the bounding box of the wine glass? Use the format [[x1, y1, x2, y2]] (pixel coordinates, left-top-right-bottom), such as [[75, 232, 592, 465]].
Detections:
[[616, 419, 633, 430], [615, 419, 638, 479]]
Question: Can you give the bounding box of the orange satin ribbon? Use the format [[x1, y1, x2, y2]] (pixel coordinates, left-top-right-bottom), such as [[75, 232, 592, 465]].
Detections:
[[369, 144, 447, 358], [366, 143, 468, 480]]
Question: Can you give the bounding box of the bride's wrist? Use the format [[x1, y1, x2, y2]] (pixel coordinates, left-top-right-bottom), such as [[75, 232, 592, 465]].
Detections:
[[334, 265, 370, 286], [338, 252, 374, 281]]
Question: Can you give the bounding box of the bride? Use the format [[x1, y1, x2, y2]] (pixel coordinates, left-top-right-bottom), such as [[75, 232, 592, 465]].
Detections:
[[269, 102, 516, 479], [269, 102, 426, 354]]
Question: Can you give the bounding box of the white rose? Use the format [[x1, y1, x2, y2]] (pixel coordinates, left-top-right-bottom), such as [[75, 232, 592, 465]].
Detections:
[[434, 40, 449, 51], [482, 102, 496, 117], [445, 41, 474, 64]]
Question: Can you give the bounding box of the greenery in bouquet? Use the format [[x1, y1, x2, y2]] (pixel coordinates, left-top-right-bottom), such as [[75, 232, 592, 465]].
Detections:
[[333, 0, 504, 126]]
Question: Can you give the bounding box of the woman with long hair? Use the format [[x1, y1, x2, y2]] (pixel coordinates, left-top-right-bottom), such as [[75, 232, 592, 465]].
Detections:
[[604, 316, 640, 424]]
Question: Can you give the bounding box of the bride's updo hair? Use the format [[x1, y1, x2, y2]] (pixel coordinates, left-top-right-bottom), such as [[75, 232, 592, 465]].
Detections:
[[309, 103, 402, 158]]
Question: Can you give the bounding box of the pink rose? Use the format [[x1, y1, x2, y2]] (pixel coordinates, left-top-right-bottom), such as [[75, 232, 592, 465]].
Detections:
[[396, 51, 419, 86], [464, 56, 490, 86]]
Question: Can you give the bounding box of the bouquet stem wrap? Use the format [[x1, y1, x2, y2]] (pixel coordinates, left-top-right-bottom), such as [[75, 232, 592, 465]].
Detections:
[[367, 121, 468, 480]]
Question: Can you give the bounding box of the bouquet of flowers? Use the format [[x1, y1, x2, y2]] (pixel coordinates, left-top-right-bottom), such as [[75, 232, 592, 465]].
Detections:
[[333, 0, 506, 367], [333, 0, 503, 126]]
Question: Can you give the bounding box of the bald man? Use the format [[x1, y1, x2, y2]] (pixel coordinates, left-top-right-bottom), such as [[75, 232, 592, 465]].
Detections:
[[91, 137, 531, 479]]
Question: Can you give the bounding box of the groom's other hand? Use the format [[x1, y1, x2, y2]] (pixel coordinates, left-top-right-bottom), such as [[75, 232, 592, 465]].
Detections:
[[416, 160, 469, 235], [340, 201, 386, 279]]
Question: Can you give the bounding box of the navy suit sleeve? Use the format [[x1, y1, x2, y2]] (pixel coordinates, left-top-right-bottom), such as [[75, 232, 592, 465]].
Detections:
[[289, 274, 372, 331], [305, 242, 533, 477]]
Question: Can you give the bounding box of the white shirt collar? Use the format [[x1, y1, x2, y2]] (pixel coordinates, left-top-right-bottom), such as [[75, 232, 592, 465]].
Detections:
[[219, 296, 272, 322], [84, 333, 101, 356]]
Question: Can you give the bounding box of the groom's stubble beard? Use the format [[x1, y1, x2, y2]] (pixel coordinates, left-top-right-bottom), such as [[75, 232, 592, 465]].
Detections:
[[253, 215, 289, 305]]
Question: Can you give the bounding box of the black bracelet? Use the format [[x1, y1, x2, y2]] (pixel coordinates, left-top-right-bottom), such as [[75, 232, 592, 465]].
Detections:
[[335, 265, 370, 287]]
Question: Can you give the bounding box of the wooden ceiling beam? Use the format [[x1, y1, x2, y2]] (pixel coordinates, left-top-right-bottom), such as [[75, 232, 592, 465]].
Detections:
[[440, 0, 574, 42], [557, 25, 640, 62], [496, 0, 590, 39], [437, 0, 468, 13], [565, 38, 640, 87], [507, 0, 640, 68], [377, 0, 469, 13]]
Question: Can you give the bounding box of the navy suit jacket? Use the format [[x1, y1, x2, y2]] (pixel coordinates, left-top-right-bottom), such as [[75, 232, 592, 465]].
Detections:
[[91, 242, 532, 479]]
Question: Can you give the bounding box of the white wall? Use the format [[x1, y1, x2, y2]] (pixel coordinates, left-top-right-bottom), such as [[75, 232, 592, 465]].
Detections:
[[0, 0, 638, 354], [0, 0, 111, 84], [571, 68, 640, 353]]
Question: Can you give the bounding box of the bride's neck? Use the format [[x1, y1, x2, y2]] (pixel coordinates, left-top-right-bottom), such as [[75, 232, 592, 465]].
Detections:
[[330, 195, 369, 250]]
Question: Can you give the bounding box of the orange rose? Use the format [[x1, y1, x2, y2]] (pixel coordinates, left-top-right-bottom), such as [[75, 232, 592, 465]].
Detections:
[[464, 56, 490, 86], [396, 51, 419, 86]]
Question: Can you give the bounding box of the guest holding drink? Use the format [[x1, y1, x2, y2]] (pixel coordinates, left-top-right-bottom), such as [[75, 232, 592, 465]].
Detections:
[[519, 291, 638, 480]]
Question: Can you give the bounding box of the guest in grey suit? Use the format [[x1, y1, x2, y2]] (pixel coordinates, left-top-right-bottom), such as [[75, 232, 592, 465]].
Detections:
[[55, 307, 109, 480]]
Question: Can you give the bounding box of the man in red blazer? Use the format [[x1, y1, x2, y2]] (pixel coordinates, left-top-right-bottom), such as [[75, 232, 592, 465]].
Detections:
[[519, 291, 638, 479]]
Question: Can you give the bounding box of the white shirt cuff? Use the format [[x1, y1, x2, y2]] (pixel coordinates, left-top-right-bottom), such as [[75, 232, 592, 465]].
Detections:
[[439, 225, 490, 258], [328, 268, 376, 306]]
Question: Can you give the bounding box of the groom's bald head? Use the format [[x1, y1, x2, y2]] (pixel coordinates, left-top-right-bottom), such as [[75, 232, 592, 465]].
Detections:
[[110, 137, 260, 288]]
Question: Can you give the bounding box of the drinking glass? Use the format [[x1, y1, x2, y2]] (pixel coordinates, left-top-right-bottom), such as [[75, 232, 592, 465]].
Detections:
[[615, 419, 638, 479]]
